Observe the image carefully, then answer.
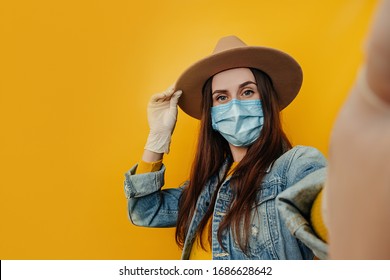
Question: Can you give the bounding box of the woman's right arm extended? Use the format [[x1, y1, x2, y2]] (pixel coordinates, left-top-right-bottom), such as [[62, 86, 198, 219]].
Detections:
[[327, 0, 390, 259]]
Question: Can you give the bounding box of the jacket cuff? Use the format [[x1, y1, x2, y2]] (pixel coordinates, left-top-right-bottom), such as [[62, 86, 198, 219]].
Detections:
[[124, 163, 166, 199], [276, 167, 328, 259]]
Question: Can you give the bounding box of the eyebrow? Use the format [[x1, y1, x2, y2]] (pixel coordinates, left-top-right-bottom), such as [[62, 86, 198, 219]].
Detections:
[[212, 81, 257, 95]]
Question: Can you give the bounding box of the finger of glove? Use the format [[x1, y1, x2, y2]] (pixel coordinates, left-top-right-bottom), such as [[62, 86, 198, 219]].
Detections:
[[169, 90, 182, 108], [150, 86, 175, 103], [150, 92, 168, 103]]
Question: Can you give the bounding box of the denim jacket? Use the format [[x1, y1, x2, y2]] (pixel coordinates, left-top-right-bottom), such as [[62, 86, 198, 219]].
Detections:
[[124, 145, 327, 259]]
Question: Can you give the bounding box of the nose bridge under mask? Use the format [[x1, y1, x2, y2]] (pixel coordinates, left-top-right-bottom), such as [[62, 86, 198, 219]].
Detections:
[[229, 99, 262, 116], [229, 99, 240, 115]]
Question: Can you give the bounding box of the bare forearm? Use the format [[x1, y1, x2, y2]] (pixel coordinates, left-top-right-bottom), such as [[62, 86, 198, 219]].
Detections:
[[142, 149, 163, 162]]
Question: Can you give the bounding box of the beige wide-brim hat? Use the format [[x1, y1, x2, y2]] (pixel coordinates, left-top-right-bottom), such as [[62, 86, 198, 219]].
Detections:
[[175, 35, 303, 120]]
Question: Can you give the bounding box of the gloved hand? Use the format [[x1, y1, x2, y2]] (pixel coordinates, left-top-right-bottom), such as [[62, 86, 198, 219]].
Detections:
[[144, 86, 182, 154]]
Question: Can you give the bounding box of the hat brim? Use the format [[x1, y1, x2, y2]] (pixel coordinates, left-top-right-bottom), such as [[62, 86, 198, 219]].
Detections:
[[175, 46, 303, 120]]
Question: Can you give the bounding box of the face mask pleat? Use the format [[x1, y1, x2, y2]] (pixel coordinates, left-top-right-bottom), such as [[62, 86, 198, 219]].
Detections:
[[211, 99, 264, 146]]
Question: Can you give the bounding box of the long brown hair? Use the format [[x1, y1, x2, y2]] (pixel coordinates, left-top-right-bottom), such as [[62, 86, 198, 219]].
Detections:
[[175, 68, 292, 254]]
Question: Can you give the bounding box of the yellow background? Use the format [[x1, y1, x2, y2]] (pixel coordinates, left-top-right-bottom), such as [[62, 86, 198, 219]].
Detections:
[[0, 0, 377, 259]]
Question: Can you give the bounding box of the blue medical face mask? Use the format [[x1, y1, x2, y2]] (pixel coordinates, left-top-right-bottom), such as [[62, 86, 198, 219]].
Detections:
[[211, 99, 264, 147]]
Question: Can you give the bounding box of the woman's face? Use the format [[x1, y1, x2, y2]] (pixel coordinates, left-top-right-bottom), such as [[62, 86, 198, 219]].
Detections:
[[211, 68, 260, 107]]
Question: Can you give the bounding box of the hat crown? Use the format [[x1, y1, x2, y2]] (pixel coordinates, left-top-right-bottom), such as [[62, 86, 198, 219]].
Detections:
[[213, 36, 248, 54]]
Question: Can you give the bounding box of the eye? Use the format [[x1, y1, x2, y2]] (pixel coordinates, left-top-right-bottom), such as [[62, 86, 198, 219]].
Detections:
[[242, 89, 255, 97], [216, 95, 228, 102]]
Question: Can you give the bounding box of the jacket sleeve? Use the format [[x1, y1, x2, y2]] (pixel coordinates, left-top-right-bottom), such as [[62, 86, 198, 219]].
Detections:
[[284, 145, 327, 187], [276, 148, 328, 259], [124, 163, 188, 228]]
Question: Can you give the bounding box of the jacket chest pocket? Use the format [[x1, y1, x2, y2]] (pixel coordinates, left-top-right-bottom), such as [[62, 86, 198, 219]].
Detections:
[[230, 197, 279, 259], [232, 180, 282, 259], [214, 179, 282, 259]]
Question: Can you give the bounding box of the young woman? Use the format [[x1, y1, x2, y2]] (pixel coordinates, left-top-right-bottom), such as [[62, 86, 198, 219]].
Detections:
[[124, 36, 327, 259]]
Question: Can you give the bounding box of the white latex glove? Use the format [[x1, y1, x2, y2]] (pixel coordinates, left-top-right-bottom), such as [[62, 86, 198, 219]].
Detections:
[[144, 86, 182, 154]]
